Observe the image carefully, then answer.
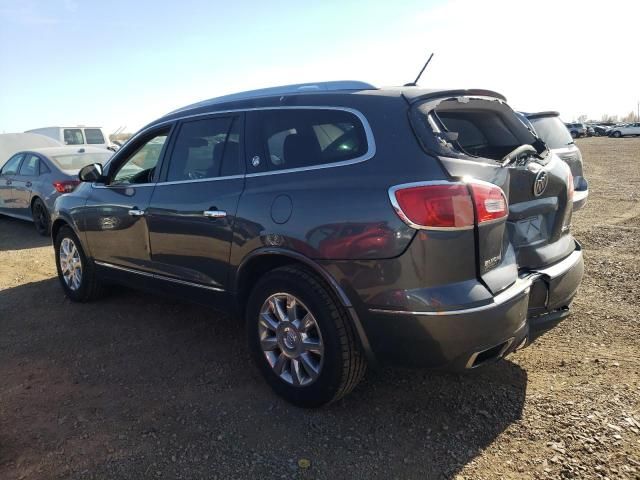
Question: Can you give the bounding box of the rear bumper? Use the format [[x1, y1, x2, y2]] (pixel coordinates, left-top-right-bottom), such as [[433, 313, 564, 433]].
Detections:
[[358, 244, 584, 369]]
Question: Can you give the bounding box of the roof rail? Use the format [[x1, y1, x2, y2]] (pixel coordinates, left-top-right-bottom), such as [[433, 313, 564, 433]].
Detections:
[[167, 80, 376, 115]]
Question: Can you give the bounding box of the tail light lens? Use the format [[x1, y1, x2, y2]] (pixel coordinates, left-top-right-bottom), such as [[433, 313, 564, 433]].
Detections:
[[53, 180, 80, 193], [467, 182, 508, 224], [390, 180, 508, 230]]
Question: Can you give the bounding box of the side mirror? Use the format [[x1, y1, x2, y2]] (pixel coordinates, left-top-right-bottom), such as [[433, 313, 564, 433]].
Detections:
[[79, 163, 105, 183]]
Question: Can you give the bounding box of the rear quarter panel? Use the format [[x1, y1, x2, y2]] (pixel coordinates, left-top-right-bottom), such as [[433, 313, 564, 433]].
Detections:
[[228, 95, 449, 278]]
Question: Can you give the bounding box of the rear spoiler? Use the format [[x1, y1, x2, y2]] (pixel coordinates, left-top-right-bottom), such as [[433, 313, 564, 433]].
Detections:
[[402, 89, 507, 105]]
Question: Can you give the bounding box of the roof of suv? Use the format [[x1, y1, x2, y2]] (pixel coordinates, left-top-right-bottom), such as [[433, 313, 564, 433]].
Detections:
[[160, 81, 509, 122]]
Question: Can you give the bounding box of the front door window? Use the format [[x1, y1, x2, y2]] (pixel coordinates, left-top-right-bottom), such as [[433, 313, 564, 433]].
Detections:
[[111, 133, 168, 185]]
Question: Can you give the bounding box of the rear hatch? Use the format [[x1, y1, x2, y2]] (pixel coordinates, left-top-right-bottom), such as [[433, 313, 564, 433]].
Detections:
[[407, 92, 576, 294]]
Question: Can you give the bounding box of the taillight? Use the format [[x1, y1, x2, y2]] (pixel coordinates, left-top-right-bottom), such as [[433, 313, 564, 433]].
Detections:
[[53, 180, 80, 193], [467, 182, 509, 224], [389, 180, 508, 230]]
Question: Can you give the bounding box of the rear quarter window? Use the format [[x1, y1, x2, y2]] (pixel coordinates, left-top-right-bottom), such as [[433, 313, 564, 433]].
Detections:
[[84, 128, 105, 144], [247, 109, 368, 172]]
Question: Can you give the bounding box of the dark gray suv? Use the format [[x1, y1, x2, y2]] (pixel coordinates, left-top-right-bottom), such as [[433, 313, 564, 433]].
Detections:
[[52, 81, 584, 407]]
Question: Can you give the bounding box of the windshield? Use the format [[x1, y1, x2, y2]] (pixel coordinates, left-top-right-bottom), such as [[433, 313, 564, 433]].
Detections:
[[50, 152, 112, 170], [529, 116, 574, 149]]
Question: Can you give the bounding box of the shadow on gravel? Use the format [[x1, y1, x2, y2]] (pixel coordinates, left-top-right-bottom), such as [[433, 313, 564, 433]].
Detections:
[[0, 216, 50, 251], [0, 278, 527, 480]]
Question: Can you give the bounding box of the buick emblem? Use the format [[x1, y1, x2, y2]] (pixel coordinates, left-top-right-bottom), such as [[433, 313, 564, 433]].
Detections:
[[533, 170, 548, 197]]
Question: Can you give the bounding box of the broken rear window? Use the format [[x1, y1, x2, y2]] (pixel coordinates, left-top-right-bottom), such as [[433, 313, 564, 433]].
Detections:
[[409, 96, 546, 163]]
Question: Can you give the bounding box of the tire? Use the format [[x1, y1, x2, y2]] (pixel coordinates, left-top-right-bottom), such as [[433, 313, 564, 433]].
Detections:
[[31, 198, 50, 236], [612, 131, 622, 138], [54, 226, 104, 302], [570, 130, 578, 139], [246, 265, 366, 407]]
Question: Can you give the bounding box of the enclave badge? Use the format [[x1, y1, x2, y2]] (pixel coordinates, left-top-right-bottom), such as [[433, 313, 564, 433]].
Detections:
[[533, 170, 548, 197]]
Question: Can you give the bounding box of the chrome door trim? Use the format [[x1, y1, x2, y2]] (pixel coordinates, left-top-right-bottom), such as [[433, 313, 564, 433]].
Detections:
[[203, 210, 227, 218], [94, 260, 225, 292]]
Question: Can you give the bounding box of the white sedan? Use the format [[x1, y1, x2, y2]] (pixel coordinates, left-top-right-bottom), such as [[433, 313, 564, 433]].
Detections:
[[610, 123, 640, 137]]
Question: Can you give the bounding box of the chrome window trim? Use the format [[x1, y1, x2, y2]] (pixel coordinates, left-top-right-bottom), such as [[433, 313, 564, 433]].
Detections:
[[111, 106, 375, 183], [155, 174, 245, 187], [94, 260, 225, 292], [92, 182, 155, 189]]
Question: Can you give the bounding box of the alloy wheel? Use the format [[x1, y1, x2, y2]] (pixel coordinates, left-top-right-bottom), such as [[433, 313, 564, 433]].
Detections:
[[59, 237, 83, 291], [258, 293, 324, 386]]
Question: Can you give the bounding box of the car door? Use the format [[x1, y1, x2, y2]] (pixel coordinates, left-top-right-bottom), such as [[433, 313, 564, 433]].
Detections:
[[0, 154, 25, 215], [14, 154, 40, 215], [83, 126, 173, 271], [145, 113, 245, 296]]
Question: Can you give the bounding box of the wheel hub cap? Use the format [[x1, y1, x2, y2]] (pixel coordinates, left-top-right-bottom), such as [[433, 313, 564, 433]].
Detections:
[[59, 237, 83, 291], [258, 293, 324, 386]]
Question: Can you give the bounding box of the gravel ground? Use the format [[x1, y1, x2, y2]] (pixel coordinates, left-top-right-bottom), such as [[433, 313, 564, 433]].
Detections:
[[0, 137, 639, 479]]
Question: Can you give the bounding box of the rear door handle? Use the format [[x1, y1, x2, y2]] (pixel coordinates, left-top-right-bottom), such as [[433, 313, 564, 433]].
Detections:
[[203, 210, 227, 219], [128, 209, 145, 216], [25, 181, 32, 188]]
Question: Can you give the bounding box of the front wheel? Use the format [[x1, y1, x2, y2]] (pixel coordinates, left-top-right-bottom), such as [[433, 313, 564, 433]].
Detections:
[[246, 266, 366, 407], [54, 226, 104, 302], [612, 131, 622, 138]]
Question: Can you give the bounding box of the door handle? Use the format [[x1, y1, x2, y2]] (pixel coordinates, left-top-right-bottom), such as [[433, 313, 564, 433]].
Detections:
[[203, 210, 227, 219], [25, 181, 32, 188], [5, 179, 11, 185], [128, 209, 145, 216]]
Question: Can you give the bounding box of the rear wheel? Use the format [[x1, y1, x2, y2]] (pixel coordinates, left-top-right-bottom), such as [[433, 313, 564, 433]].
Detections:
[[54, 226, 104, 302], [570, 130, 578, 139], [246, 266, 366, 407], [31, 198, 50, 236]]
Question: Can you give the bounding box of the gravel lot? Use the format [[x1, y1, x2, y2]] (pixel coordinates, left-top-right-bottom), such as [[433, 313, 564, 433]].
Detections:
[[1, 137, 639, 479]]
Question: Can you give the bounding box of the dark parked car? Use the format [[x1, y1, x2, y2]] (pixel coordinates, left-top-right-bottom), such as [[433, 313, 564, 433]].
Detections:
[[521, 112, 588, 210], [564, 122, 587, 138], [0, 147, 112, 234], [590, 125, 610, 136], [51, 82, 584, 407]]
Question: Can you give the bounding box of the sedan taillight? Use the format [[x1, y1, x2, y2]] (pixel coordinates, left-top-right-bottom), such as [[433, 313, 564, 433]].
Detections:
[[389, 180, 508, 230], [53, 180, 80, 193]]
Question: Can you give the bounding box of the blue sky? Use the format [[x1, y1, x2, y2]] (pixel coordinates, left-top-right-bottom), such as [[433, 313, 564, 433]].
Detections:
[[1, 0, 638, 134]]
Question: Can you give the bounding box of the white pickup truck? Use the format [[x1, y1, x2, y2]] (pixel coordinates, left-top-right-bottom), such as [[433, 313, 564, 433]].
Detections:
[[25, 126, 117, 150]]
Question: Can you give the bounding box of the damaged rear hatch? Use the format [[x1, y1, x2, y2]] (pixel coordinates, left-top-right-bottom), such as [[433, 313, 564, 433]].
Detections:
[[407, 90, 577, 299]]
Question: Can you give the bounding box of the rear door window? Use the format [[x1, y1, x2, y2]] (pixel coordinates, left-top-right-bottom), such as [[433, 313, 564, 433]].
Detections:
[[64, 129, 84, 145], [247, 109, 368, 172], [19, 154, 40, 176], [1, 154, 24, 175], [84, 128, 105, 144], [165, 116, 240, 182]]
